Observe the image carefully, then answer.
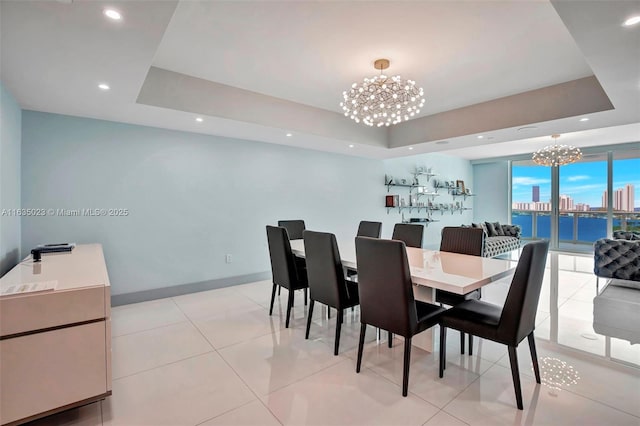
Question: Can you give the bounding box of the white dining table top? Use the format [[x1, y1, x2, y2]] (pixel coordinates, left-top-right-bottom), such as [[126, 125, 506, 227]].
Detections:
[[289, 239, 517, 295]]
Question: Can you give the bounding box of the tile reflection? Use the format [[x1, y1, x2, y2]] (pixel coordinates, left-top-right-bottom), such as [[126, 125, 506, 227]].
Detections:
[[543, 251, 640, 368]]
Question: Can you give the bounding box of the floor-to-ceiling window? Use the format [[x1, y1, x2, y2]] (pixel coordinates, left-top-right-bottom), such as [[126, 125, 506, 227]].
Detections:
[[612, 150, 640, 234], [511, 147, 639, 252], [558, 154, 608, 249], [511, 161, 551, 240]]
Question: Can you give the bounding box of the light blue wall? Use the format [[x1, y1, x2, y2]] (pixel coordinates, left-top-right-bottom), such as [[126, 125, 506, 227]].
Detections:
[[382, 153, 474, 248], [21, 111, 383, 296], [0, 82, 21, 276], [472, 161, 510, 224]]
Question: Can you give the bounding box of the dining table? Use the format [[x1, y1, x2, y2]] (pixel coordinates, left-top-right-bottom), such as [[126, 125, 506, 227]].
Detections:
[[289, 239, 518, 352]]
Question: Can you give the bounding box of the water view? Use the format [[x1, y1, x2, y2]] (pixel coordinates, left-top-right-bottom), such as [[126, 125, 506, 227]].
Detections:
[[512, 157, 640, 245]]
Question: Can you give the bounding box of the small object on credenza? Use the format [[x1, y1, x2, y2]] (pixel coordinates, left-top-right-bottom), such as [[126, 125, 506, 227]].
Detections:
[[31, 243, 76, 262]]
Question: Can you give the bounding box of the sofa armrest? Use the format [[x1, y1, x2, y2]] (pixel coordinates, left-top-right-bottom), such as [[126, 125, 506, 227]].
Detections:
[[613, 231, 640, 241]]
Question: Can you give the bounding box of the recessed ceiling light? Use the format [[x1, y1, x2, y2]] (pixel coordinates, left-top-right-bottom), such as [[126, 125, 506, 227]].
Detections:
[[477, 135, 484, 139], [104, 8, 122, 20], [436, 140, 449, 145], [579, 117, 590, 122], [518, 126, 538, 132], [195, 117, 203, 122], [348, 144, 354, 148], [286, 133, 292, 137], [98, 83, 110, 90], [623, 16, 640, 26], [408, 147, 414, 150]]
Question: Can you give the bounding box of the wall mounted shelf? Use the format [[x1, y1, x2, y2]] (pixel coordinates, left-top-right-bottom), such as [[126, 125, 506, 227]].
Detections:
[[384, 168, 473, 221]]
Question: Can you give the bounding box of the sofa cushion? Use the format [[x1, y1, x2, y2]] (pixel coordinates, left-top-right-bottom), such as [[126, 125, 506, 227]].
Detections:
[[609, 279, 640, 290], [485, 222, 499, 237], [593, 284, 640, 344], [493, 222, 505, 236], [502, 224, 522, 238]]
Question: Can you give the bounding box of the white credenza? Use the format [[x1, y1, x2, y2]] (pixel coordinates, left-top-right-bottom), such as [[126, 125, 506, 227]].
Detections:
[[0, 244, 111, 425]]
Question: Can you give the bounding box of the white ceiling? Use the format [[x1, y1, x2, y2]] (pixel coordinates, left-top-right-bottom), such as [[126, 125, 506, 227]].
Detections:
[[153, 1, 592, 116], [1, 0, 638, 160]]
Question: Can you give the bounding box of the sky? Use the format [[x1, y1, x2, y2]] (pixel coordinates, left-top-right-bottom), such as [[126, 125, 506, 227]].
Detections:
[[512, 158, 640, 207]]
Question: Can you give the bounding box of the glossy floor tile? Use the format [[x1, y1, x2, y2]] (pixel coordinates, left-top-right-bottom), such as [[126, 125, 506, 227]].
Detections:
[[217, 327, 345, 396], [111, 298, 187, 337], [443, 363, 639, 426], [104, 353, 255, 426], [199, 400, 281, 426], [264, 359, 440, 425], [28, 252, 640, 426], [111, 321, 213, 379]]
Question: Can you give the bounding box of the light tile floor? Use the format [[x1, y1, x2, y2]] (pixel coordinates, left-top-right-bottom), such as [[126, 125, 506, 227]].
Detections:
[[27, 252, 640, 426]]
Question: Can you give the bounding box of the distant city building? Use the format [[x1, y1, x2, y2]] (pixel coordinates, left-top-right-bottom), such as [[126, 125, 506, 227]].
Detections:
[[601, 184, 635, 212], [559, 194, 574, 211], [575, 203, 591, 211], [532, 185, 540, 202], [512, 201, 551, 211]]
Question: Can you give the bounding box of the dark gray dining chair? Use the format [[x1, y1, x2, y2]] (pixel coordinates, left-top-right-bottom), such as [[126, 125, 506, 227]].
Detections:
[[357, 221, 382, 238], [277, 220, 307, 296], [266, 226, 309, 328], [392, 223, 423, 248], [439, 240, 549, 410], [435, 227, 484, 355], [347, 221, 383, 281], [356, 236, 445, 396], [278, 220, 306, 240], [303, 230, 359, 355]]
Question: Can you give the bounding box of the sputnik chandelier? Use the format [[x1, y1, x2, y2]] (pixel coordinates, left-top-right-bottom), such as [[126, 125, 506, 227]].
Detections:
[[532, 134, 582, 166], [340, 59, 425, 127]]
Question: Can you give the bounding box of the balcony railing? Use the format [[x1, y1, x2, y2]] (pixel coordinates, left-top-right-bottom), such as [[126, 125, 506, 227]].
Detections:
[[512, 209, 640, 244]]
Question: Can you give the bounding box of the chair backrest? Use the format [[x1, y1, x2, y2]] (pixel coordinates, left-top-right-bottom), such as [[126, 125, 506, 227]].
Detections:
[[303, 230, 350, 309], [266, 225, 300, 290], [392, 223, 424, 248], [440, 227, 484, 256], [498, 240, 549, 345], [355, 236, 417, 337], [357, 221, 382, 238], [277, 220, 306, 239]]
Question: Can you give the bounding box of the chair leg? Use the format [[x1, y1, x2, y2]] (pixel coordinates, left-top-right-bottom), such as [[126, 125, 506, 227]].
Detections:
[[356, 324, 366, 373], [327, 307, 331, 319], [528, 332, 541, 384], [304, 288, 308, 306], [439, 325, 447, 378], [285, 290, 294, 328], [507, 346, 524, 410], [305, 299, 315, 339], [388, 331, 393, 348], [269, 283, 277, 316], [460, 331, 465, 354], [402, 337, 412, 397], [278, 285, 281, 296], [334, 309, 343, 356], [468, 333, 473, 356]]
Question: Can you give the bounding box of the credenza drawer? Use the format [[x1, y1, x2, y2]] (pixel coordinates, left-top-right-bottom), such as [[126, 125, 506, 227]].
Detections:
[[0, 286, 105, 337], [0, 321, 108, 425]]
